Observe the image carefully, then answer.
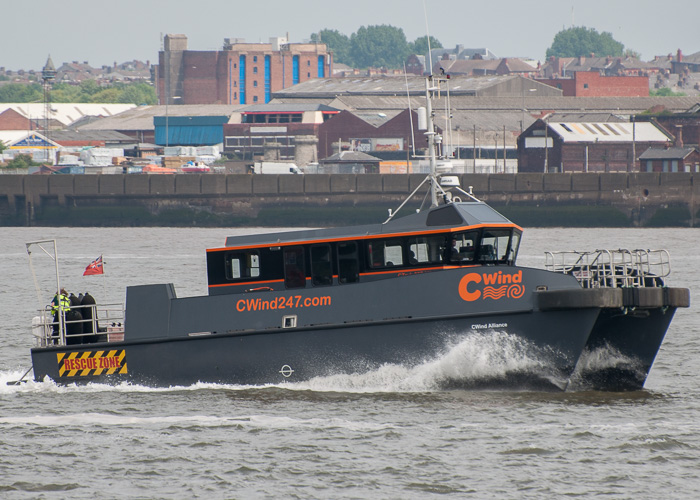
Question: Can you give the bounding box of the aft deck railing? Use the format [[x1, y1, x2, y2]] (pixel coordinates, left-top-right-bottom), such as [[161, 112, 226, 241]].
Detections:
[[32, 303, 125, 347], [544, 249, 671, 289]]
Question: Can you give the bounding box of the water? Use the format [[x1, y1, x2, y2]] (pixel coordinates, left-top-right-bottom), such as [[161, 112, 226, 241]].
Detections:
[[1, 226, 699, 498]]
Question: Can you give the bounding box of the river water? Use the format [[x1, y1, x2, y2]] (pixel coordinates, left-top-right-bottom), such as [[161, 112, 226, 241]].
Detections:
[[1, 226, 698, 499]]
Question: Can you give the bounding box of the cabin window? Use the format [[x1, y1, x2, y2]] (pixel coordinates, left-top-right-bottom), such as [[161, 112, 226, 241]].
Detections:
[[368, 239, 403, 268], [479, 230, 512, 263], [311, 244, 333, 286], [448, 231, 479, 263], [284, 247, 306, 288], [408, 235, 444, 265], [225, 251, 260, 280], [337, 242, 359, 284]]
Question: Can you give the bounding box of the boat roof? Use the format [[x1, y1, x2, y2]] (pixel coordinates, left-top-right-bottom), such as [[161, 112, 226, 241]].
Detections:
[[219, 202, 518, 250]]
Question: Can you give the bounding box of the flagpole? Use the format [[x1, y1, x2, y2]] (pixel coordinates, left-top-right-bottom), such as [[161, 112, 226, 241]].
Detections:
[[102, 255, 106, 302]]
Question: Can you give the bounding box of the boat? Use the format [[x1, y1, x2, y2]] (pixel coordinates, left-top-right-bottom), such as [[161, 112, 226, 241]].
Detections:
[[181, 161, 211, 173], [22, 74, 689, 391]]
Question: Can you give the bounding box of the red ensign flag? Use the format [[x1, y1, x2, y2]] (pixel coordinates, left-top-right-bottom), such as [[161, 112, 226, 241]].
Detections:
[[83, 255, 104, 276]]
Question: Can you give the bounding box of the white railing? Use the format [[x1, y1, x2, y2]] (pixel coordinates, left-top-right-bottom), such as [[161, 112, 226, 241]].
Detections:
[[544, 249, 671, 288], [32, 303, 125, 347]]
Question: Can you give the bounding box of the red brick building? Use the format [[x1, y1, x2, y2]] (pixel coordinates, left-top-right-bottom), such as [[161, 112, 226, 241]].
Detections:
[[536, 71, 649, 97], [0, 108, 36, 130], [638, 146, 700, 172], [317, 109, 429, 160], [158, 34, 331, 106]]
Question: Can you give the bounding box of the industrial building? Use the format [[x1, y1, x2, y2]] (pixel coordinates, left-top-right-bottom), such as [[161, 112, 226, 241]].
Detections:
[[157, 34, 331, 106]]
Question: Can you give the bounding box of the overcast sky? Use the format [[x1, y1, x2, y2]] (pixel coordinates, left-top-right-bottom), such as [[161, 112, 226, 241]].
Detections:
[[3, 0, 698, 71]]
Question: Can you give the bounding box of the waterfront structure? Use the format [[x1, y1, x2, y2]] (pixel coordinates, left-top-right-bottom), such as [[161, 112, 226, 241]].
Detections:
[[517, 119, 673, 173], [223, 103, 339, 162], [639, 147, 700, 172], [157, 34, 331, 106]]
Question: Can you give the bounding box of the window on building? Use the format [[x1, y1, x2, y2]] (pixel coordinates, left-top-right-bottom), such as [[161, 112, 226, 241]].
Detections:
[[583, 83, 589, 89], [307, 60, 310, 66], [253, 56, 258, 62], [253, 67, 258, 74], [253, 81, 257, 87], [253, 96, 258, 102]]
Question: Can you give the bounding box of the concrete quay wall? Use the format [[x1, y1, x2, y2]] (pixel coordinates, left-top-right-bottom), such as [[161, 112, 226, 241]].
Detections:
[[0, 173, 697, 226]]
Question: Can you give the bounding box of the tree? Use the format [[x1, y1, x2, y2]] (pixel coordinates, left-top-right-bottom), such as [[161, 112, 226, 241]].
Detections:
[[546, 27, 625, 58], [349, 25, 410, 69], [4, 153, 40, 169], [0, 83, 42, 103], [116, 82, 157, 105], [409, 35, 443, 56], [312, 29, 351, 66], [51, 83, 84, 103], [90, 88, 121, 103]]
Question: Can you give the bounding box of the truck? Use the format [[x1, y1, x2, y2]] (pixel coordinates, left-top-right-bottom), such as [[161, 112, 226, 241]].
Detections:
[[251, 162, 303, 174]]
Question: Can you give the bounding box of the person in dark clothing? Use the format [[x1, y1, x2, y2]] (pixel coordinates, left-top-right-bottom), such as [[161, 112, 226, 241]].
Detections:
[[81, 292, 99, 343]]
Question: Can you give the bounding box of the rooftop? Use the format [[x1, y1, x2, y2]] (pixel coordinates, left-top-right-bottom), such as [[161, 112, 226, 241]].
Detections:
[[547, 121, 671, 143]]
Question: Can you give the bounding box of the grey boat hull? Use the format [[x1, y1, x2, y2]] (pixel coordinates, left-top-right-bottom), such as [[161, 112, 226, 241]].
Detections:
[[30, 265, 688, 391]]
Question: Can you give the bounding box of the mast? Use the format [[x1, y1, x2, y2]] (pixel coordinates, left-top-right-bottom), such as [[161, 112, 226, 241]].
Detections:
[[425, 74, 439, 208]]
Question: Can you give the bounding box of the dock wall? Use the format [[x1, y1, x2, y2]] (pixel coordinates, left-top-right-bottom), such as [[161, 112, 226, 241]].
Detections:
[[0, 173, 697, 227]]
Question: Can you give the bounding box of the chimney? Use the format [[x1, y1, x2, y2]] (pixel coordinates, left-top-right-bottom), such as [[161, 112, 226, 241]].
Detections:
[[578, 56, 585, 65], [675, 125, 683, 147], [677, 49, 683, 62]]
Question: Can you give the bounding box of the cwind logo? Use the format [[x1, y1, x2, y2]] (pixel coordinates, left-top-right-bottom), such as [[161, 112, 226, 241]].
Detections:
[[458, 270, 526, 302]]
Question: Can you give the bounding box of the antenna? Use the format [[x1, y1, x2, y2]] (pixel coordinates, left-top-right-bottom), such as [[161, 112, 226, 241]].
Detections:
[[404, 62, 416, 156], [423, 0, 433, 74]]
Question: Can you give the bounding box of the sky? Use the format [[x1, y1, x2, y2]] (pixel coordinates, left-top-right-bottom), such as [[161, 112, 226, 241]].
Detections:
[[2, 0, 699, 71]]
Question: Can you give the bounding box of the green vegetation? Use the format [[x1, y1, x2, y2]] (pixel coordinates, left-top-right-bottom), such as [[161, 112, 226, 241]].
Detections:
[[350, 25, 410, 69], [0, 81, 156, 104], [644, 205, 691, 227], [650, 88, 687, 97], [0, 83, 43, 102], [409, 36, 442, 57], [546, 26, 626, 58], [311, 29, 351, 66], [312, 26, 442, 69], [3, 154, 40, 169]]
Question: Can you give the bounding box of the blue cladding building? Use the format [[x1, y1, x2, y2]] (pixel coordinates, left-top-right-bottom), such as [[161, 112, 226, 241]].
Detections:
[[154, 116, 229, 146]]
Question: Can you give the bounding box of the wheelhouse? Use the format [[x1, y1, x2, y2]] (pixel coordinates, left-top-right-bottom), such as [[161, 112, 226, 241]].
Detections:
[[206, 203, 522, 296]]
